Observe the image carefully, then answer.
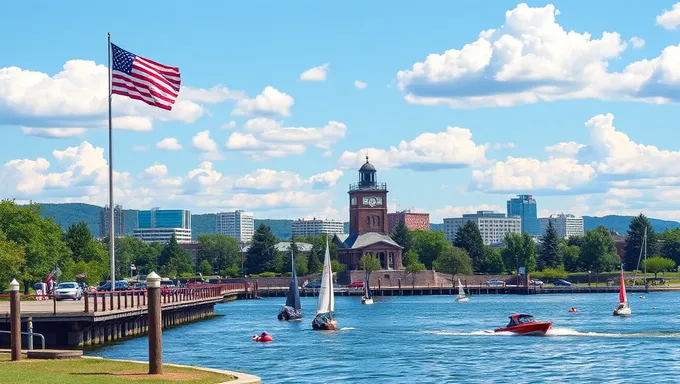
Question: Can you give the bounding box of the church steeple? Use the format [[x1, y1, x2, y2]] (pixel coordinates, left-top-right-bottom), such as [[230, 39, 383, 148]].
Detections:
[[358, 155, 377, 188]]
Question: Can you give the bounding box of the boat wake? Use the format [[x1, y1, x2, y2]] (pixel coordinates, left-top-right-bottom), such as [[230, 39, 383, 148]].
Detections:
[[339, 327, 356, 331], [424, 328, 680, 338]]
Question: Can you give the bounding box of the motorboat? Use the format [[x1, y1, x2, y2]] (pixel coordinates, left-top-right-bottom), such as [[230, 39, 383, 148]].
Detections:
[[494, 314, 552, 335], [278, 249, 303, 321], [312, 237, 337, 331]]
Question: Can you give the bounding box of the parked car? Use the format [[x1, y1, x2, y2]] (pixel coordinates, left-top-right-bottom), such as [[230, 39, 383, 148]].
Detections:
[[553, 279, 572, 286], [55, 282, 83, 301], [346, 281, 365, 288], [160, 279, 176, 289], [96, 281, 129, 291], [530, 278, 544, 286], [305, 281, 322, 289], [485, 279, 505, 286]]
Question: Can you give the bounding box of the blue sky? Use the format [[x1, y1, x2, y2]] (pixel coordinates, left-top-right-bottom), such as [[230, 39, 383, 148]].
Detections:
[[3, 1, 680, 222]]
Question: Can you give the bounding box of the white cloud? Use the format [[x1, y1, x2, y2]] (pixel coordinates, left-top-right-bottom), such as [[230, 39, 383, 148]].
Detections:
[[307, 169, 344, 189], [432, 204, 501, 222], [220, 121, 237, 130], [492, 142, 515, 150], [20, 127, 87, 138], [243, 117, 283, 132], [192, 130, 219, 152], [234, 169, 305, 192], [144, 164, 168, 178], [629, 36, 645, 49], [657, 3, 680, 30], [231, 86, 294, 116], [179, 85, 245, 103], [299, 64, 329, 81], [156, 138, 182, 151], [259, 121, 347, 149], [354, 80, 367, 89], [225, 132, 305, 160], [200, 191, 331, 212], [396, 3, 680, 108], [544, 141, 586, 157], [338, 126, 487, 171], [322, 150, 332, 157]]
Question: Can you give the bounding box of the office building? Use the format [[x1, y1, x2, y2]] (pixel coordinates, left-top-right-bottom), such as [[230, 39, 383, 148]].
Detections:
[[292, 218, 345, 238], [539, 214, 584, 239], [507, 194, 539, 236], [387, 210, 430, 233], [216, 210, 255, 244], [133, 208, 192, 244], [99, 204, 124, 237], [444, 211, 521, 245]]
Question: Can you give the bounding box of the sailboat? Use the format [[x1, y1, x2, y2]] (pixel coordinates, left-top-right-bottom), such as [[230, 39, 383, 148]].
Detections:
[[613, 264, 631, 316], [312, 237, 337, 330], [361, 269, 374, 305], [278, 249, 302, 321], [456, 279, 469, 302]]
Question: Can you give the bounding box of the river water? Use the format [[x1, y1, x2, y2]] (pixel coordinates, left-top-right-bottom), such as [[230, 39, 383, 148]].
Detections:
[[90, 292, 680, 383]]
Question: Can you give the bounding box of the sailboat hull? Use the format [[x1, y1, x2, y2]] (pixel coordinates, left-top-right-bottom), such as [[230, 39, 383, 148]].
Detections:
[[278, 308, 303, 321], [456, 295, 469, 302], [613, 305, 632, 316], [312, 319, 337, 330], [361, 297, 374, 305]]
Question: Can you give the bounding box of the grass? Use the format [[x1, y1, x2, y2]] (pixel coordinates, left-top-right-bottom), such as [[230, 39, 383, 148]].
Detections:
[[0, 354, 235, 384]]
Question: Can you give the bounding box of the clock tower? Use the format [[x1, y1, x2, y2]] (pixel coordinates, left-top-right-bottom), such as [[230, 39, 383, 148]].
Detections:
[[348, 156, 388, 235]]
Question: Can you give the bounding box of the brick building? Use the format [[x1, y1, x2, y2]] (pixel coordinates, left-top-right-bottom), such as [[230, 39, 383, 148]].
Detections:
[[387, 210, 430, 233]]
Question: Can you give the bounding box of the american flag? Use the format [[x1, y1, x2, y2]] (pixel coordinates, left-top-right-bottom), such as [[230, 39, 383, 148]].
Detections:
[[111, 43, 181, 111], [45, 267, 55, 284]]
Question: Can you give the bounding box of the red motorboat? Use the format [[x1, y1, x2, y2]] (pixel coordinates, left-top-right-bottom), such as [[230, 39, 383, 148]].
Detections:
[[494, 314, 552, 335]]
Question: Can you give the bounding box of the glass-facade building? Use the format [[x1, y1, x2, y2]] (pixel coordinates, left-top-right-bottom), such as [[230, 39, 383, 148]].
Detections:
[[137, 208, 191, 229], [507, 195, 539, 236]]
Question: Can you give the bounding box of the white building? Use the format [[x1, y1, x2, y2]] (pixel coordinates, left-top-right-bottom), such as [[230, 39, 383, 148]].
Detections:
[[291, 218, 345, 238], [133, 227, 192, 244], [539, 214, 584, 239], [216, 210, 254, 244], [444, 211, 522, 246]]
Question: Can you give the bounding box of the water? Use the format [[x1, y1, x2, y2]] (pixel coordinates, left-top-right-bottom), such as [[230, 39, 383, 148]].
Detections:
[[90, 292, 680, 383]]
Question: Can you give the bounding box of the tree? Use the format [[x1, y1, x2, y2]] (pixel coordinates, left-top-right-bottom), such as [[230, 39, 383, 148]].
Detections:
[[641, 256, 676, 278], [453, 221, 485, 272], [331, 259, 346, 273], [559, 241, 581, 272], [433, 246, 473, 276], [0, 231, 26, 292], [660, 228, 680, 266], [197, 234, 242, 275], [307, 234, 339, 261], [567, 235, 584, 248], [307, 248, 322, 274], [501, 232, 536, 274], [411, 230, 450, 269], [624, 214, 658, 270], [538, 220, 561, 270], [63, 222, 94, 263], [159, 234, 193, 276], [481, 246, 505, 274], [581, 226, 619, 273], [245, 224, 277, 274], [391, 221, 413, 254], [403, 251, 426, 284], [199, 259, 213, 276], [359, 254, 381, 273], [295, 254, 309, 276]]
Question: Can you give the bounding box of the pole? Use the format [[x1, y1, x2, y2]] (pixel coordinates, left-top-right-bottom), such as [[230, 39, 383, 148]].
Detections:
[[147, 272, 163, 374], [9, 279, 21, 361], [27, 317, 33, 351], [644, 227, 647, 290], [108, 32, 116, 294]]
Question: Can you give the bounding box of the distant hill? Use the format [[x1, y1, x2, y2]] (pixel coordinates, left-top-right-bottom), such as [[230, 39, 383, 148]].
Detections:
[[583, 215, 680, 234]]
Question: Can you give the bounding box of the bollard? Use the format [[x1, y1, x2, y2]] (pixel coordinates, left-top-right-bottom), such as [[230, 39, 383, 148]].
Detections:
[[9, 279, 21, 361], [146, 272, 163, 375], [27, 317, 33, 350]]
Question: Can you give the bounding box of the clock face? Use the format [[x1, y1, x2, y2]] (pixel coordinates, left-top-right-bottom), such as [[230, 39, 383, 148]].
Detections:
[[368, 197, 377, 207], [362, 196, 383, 207]]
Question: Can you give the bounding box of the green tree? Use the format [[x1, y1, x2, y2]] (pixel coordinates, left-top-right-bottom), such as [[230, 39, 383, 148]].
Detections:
[[295, 253, 309, 276], [403, 251, 425, 284], [331, 259, 346, 273], [411, 230, 450, 269], [359, 254, 381, 273], [197, 234, 241, 275], [391, 221, 413, 254], [581, 226, 619, 273], [501, 232, 537, 274], [0, 201, 71, 293], [307, 247, 322, 274], [641, 256, 676, 278], [624, 214, 658, 270], [0, 231, 26, 291], [307, 234, 339, 262], [481, 246, 505, 274], [433, 246, 473, 276], [63, 222, 94, 263], [567, 235, 584, 248], [660, 228, 680, 266], [532, 266, 568, 280], [245, 224, 278, 274], [559, 242, 581, 272], [538, 220, 561, 270], [199, 259, 213, 276], [402, 250, 419, 267], [453, 221, 485, 272], [159, 234, 193, 276]]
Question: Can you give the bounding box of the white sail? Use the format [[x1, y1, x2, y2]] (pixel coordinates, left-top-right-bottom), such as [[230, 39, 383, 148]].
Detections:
[[316, 237, 334, 314], [457, 279, 465, 296]]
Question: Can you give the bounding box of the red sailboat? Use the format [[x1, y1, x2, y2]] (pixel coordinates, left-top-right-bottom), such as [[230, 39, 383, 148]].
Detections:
[[494, 314, 552, 335], [613, 265, 631, 316]]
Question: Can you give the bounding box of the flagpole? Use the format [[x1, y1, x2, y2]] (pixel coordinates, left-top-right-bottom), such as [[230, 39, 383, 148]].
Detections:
[[108, 32, 116, 293]]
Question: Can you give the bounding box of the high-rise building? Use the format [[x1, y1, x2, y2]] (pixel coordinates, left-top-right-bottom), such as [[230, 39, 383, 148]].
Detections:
[[216, 210, 254, 244], [133, 208, 191, 244], [99, 204, 124, 237], [291, 218, 344, 238], [539, 214, 584, 239], [387, 210, 430, 233], [444, 211, 521, 245], [507, 194, 539, 236]]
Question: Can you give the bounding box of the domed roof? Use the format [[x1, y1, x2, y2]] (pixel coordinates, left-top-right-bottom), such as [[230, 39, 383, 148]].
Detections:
[[359, 156, 376, 172]]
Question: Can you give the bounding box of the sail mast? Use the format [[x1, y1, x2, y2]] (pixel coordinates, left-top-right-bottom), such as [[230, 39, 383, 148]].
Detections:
[[643, 227, 647, 288]]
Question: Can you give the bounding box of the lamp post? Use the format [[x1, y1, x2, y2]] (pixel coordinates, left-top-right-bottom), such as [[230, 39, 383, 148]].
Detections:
[[588, 270, 592, 287], [146, 272, 162, 375]]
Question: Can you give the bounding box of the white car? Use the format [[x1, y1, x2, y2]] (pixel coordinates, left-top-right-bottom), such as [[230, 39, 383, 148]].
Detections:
[[55, 282, 83, 301]]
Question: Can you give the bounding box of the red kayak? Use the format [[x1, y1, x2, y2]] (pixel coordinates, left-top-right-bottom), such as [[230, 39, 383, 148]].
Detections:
[[494, 314, 552, 335]]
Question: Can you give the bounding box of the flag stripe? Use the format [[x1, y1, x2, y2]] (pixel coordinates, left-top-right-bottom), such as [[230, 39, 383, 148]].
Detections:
[[136, 57, 181, 83], [131, 62, 179, 94], [113, 88, 172, 111], [112, 74, 176, 107]]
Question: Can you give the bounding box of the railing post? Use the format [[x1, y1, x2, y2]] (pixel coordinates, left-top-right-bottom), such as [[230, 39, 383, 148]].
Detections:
[[147, 272, 163, 375], [124, 292, 128, 309], [117, 292, 121, 310], [27, 316, 33, 351], [94, 292, 98, 312], [84, 291, 89, 313], [102, 292, 106, 311], [110, 288, 114, 311], [9, 279, 21, 361]]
